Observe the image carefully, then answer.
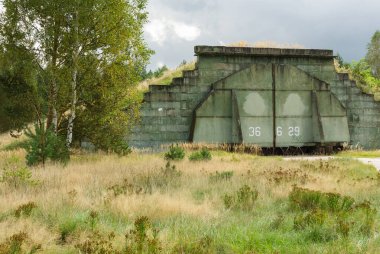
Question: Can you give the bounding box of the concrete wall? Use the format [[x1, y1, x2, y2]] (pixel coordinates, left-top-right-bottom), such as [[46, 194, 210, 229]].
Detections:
[[128, 46, 380, 149]]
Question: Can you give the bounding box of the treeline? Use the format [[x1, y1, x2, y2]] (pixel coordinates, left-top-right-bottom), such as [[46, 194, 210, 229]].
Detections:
[[336, 31, 380, 95], [0, 0, 152, 165]]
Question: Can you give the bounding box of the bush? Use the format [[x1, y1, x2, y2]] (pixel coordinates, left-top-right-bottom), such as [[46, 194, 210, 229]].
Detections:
[[209, 171, 233, 183], [75, 231, 120, 254], [289, 186, 354, 212], [124, 216, 161, 254], [24, 123, 69, 166], [14, 202, 37, 218], [164, 144, 185, 161], [0, 157, 39, 188], [223, 185, 258, 211], [189, 148, 212, 161], [289, 187, 377, 239], [0, 232, 41, 254]]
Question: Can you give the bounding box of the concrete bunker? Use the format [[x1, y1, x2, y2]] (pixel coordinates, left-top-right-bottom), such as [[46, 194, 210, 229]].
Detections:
[[129, 46, 380, 150]]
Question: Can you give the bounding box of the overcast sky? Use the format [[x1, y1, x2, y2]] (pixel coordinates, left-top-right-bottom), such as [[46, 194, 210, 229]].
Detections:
[[144, 0, 380, 70]]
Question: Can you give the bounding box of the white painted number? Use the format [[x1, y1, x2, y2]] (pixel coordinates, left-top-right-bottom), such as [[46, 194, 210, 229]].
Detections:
[[294, 127, 300, 137], [276, 127, 283, 136], [249, 126, 300, 138], [288, 126, 300, 137], [249, 127, 261, 137]]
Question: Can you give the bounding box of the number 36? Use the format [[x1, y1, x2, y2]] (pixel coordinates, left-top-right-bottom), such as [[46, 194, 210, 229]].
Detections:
[[249, 127, 261, 137]]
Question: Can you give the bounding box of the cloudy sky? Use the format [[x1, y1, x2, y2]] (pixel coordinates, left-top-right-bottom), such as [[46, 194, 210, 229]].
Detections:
[[144, 0, 380, 69]]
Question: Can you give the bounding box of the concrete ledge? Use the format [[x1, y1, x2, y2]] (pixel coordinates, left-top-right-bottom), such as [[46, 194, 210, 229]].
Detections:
[[195, 46, 333, 58]]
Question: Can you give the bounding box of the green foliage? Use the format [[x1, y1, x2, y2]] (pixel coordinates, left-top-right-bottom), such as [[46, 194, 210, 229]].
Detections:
[[223, 185, 258, 211], [87, 210, 99, 231], [351, 59, 380, 94], [189, 148, 212, 161], [164, 144, 185, 161], [0, 157, 39, 188], [289, 187, 377, 241], [14, 202, 37, 218], [24, 124, 69, 166], [0, 48, 39, 133], [1, 0, 152, 151], [289, 186, 355, 212], [366, 30, 380, 78], [209, 171, 233, 183], [59, 219, 79, 244], [124, 216, 161, 254]]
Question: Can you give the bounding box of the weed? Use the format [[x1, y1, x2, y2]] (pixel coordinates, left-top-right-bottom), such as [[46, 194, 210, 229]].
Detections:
[[306, 225, 337, 243], [289, 186, 354, 212], [164, 144, 185, 161], [223, 185, 258, 211], [87, 210, 99, 231], [209, 171, 233, 183], [189, 148, 212, 161], [75, 231, 119, 254], [223, 194, 234, 209], [135, 162, 182, 192], [172, 236, 215, 254], [108, 178, 142, 197], [0, 232, 41, 254], [270, 214, 285, 230], [59, 219, 78, 243], [124, 216, 161, 254], [289, 187, 377, 241], [67, 189, 78, 203], [14, 202, 37, 218], [354, 201, 377, 236], [0, 163, 39, 189], [294, 209, 327, 230], [264, 167, 312, 184]]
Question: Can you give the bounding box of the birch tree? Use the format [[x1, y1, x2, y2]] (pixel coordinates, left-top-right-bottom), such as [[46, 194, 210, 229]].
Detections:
[[1, 0, 152, 152]]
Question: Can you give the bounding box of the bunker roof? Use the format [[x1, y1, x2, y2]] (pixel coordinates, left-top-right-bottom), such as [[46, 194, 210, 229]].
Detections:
[[194, 46, 333, 58]]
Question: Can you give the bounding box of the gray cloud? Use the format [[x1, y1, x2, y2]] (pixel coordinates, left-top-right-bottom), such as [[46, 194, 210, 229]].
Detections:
[[145, 0, 380, 69]]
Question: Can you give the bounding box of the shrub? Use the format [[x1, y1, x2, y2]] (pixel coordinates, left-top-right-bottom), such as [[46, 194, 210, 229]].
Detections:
[[189, 148, 212, 161], [14, 202, 37, 218], [164, 144, 185, 161], [59, 219, 79, 243], [209, 171, 233, 183], [289, 186, 354, 212], [136, 162, 182, 193], [223, 185, 258, 211], [294, 209, 327, 230], [289, 186, 377, 239], [24, 123, 69, 166], [124, 216, 161, 254], [0, 158, 39, 188], [0, 232, 41, 254], [76, 231, 120, 254]]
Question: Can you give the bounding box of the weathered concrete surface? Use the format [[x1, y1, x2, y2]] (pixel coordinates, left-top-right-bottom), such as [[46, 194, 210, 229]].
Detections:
[[128, 46, 380, 149]]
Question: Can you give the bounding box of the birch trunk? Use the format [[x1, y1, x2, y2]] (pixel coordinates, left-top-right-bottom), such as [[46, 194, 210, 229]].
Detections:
[[66, 10, 79, 148]]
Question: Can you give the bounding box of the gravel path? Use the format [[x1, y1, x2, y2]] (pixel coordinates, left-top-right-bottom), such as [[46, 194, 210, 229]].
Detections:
[[283, 156, 380, 171]]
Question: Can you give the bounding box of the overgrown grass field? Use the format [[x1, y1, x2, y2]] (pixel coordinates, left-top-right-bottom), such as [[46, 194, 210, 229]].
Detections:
[[0, 137, 380, 253]]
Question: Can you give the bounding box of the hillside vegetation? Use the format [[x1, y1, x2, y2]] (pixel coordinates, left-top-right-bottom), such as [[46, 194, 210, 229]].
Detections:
[[138, 61, 196, 91], [0, 136, 380, 253]]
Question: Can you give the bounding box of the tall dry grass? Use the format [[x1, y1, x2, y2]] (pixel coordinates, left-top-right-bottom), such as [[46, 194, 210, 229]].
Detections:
[[0, 148, 379, 252]]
